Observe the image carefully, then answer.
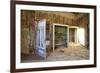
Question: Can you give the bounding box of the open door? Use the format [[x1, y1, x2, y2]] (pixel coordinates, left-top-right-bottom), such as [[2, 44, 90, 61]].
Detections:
[[36, 19, 46, 59]]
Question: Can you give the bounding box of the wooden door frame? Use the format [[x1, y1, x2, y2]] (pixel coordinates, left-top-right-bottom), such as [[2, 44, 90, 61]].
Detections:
[[69, 26, 78, 43], [53, 24, 79, 52], [53, 23, 69, 52]]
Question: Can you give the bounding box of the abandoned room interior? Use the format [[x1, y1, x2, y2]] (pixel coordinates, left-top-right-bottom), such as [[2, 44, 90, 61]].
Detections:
[[21, 10, 90, 63]]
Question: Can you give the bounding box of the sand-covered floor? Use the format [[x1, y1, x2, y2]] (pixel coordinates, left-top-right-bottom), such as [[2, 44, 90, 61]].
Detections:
[[21, 43, 89, 63], [46, 43, 89, 61]]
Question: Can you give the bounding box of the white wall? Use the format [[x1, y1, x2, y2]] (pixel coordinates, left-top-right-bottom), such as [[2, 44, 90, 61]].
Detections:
[[0, 0, 100, 73], [77, 28, 85, 45]]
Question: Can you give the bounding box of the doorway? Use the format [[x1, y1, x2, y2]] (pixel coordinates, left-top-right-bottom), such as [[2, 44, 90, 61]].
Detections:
[[69, 28, 76, 42], [53, 24, 68, 52]]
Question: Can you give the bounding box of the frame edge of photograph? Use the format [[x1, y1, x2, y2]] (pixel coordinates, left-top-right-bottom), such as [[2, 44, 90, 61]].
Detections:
[[10, 0, 97, 73]]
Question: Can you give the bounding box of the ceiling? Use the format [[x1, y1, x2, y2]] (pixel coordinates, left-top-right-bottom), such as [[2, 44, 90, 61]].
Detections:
[[39, 11, 88, 20]]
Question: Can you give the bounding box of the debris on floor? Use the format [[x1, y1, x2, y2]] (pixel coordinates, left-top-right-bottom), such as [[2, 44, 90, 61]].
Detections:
[[46, 43, 89, 61]]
